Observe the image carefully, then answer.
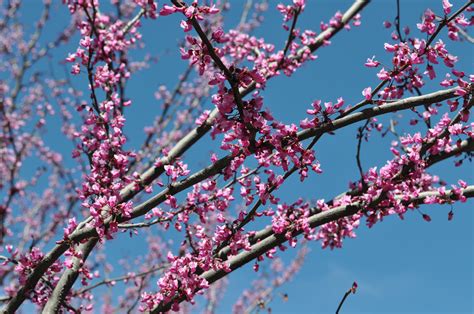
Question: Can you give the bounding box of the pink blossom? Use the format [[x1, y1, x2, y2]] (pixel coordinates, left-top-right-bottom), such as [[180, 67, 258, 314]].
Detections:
[[351, 281, 358, 293], [442, 0, 452, 15], [365, 56, 380, 67], [384, 43, 397, 52], [180, 20, 192, 32], [65, 53, 76, 62], [448, 123, 463, 135], [352, 13, 362, 27], [293, 0, 306, 7], [211, 27, 228, 43], [377, 68, 390, 80], [454, 86, 467, 96], [425, 64, 436, 79], [440, 73, 454, 86], [160, 4, 177, 16], [455, 14, 470, 27], [422, 214, 432, 222], [417, 9, 436, 35], [362, 87, 372, 100], [71, 63, 80, 75]]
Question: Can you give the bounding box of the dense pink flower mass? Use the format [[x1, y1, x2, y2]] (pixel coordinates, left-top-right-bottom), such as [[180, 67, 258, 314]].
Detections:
[[0, 0, 472, 313]]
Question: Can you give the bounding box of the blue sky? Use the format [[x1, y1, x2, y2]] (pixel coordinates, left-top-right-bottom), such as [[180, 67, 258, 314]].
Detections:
[[15, 0, 473, 313]]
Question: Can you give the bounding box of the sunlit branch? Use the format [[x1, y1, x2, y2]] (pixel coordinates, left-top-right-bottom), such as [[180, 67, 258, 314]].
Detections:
[[154, 183, 474, 312], [152, 90, 472, 311], [217, 136, 474, 259], [42, 238, 98, 313], [205, 186, 474, 298]]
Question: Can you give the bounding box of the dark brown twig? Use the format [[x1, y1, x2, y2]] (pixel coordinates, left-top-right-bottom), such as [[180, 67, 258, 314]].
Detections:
[[335, 282, 357, 314]]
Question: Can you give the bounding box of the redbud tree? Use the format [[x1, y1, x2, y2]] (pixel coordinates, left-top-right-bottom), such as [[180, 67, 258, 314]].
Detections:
[[0, 0, 473, 313]]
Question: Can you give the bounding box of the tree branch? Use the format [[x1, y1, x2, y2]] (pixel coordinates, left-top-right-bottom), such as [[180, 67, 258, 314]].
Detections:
[[0, 2, 379, 311], [335, 282, 357, 314], [154, 185, 474, 312], [42, 238, 98, 313]]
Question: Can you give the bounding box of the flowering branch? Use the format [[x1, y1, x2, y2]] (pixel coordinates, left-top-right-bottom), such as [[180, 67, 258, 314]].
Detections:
[[2, 1, 472, 312], [182, 186, 473, 313], [152, 100, 473, 311], [344, 0, 472, 116]]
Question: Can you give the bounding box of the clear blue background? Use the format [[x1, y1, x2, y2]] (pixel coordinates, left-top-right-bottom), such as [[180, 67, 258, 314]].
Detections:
[[15, 0, 473, 313]]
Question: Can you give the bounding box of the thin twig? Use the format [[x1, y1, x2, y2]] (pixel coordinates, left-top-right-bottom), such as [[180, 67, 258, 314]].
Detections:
[[355, 119, 370, 189], [335, 283, 357, 314]]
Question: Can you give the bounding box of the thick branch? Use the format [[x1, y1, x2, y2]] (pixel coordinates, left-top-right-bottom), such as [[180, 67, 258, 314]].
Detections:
[[130, 87, 462, 232], [86, 88, 466, 239], [426, 138, 473, 167], [0, 2, 374, 311], [154, 186, 474, 312], [42, 238, 98, 313], [121, 0, 369, 211], [236, 137, 474, 255], [298, 87, 460, 141], [262, 186, 473, 277]]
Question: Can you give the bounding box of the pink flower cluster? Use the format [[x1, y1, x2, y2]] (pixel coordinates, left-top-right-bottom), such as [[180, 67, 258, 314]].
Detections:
[[363, 3, 473, 101], [140, 247, 230, 312], [9, 247, 63, 306], [271, 200, 315, 244], [73, 97, 135, 238], [133, 0, 158, 19], [277, 0, 306, 24], [300, 98, 345, 128], [315, 93, 472, 248], [159, 1, 219, 32], [63, 4, 147, 238], [137, 5, 368, 306]]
